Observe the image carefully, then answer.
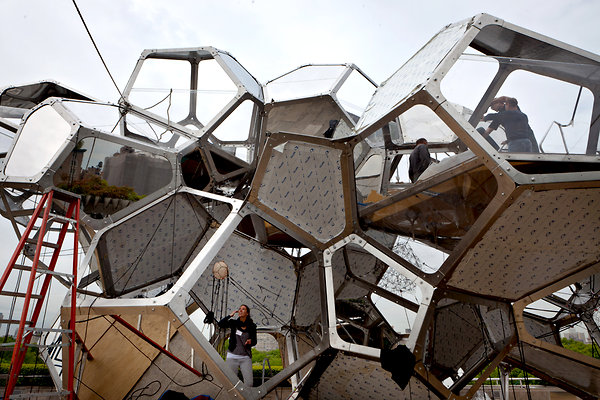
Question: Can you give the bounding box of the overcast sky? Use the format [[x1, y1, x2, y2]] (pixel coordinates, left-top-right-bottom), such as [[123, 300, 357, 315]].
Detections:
[[1, 0, 599, 328]]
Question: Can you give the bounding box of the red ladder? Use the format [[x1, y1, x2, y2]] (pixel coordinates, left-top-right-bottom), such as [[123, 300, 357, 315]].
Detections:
[[0, 189, 80, 399]]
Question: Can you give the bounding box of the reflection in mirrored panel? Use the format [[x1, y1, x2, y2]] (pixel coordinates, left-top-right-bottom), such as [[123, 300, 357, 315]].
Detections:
[[4, 105, 72, 177], [266, 65, 347, 102], [336, 68, 376, 119], [53, 137, 172, 218]]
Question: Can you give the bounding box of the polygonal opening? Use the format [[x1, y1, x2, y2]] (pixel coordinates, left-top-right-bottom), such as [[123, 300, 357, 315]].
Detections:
[[336, 68, 376, 119], [440, 47, 499, 113], [493, 70, 594, 155], [128, 58, 191, 123], [210, 99, 256, 147], [181, 149, 210, 191]]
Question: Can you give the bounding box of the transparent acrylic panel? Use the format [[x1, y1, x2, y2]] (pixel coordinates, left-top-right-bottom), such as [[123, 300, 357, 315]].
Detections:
[[492, 70, 594, 155], [336, 69, 377, 119], [128, 59, 191, 123], [356, 153, 383, 178], [210, 100, 254, 141], [63, 101, 122, 134], [53, 137, 172, 218], [195, 59, 238, 126], [397, 104, 458, 144], [218, 52, 263, 101], [124, 113, 183, 144], [440, 48, 499, 112], [266, 65, 347, 102], [5, 105, 72, 177]]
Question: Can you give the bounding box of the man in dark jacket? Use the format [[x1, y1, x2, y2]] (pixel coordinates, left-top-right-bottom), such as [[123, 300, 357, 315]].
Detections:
[[218, 305, 257, 386], [409, 138, 433, 183], [483, 97, 538, 152]]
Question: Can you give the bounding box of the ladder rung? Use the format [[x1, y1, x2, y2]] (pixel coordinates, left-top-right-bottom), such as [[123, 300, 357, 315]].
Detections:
[[25, 327, 72, 333], [12, 264, 74, 280], [26, 342, 69, 348], [25, 239, 60, 249], [48, 212, 78, 225], [0, 290, 44, 299], [10, 391, 70, 399], [0, 319, 33, 325]]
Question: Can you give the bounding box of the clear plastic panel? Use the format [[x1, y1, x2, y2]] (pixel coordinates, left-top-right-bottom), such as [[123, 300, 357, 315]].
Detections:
[[336, 69, 376, 119], [128, 58, 191, 123], [195, 59, 238, 126], [218, 52, 263, 101], [125, 113, 179, 143], [210, 100, 254, 141], [356, 153, 383, 179], [53, 137, 172, 218], [63, 101, 122, 134], [440, 49, 499, 112], [266, 65, 347, 102], [397, 104, 458, 144], [4, 105, 72, 177], [492, 70, 594, 155]]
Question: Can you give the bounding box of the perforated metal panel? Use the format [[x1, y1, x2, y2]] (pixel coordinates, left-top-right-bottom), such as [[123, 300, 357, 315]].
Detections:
[[294, 260, 324, 327], [355, 20, 470, 133], [98, 192, 210, 296], [305, 353, 431, 399], [480, 304, 514, 345], [448, 189, 600, 300], [257, 140, 346, 243], [433, 303, 486, 369], [523, 315, 557, 344], [338, 246, 387, 300], [192, 232, 296, 327]]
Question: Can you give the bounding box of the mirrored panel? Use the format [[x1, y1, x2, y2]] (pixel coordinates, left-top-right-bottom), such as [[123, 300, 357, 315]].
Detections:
[[4, 105, 72, 177], [53, 137, 172, 218]]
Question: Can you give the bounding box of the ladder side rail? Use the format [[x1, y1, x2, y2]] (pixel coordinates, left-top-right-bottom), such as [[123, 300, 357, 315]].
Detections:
[[28, 199, 78, 328], [5, 191, 55, 396], [0, 192, 50, 292], [67, 198, 80, 399]]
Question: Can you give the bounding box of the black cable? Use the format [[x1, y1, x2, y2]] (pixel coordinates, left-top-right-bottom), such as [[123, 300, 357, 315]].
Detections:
[[516, 340, 533, 400], [71, 0, 124, 99], [127, 380, 161, 400]]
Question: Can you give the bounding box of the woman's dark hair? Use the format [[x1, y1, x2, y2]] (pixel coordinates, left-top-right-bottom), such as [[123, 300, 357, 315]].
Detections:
[[240, 304, 250, 317]]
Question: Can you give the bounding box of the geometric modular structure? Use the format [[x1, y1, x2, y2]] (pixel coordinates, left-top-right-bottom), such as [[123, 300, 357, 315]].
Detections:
[[0, 13, 599, 399]]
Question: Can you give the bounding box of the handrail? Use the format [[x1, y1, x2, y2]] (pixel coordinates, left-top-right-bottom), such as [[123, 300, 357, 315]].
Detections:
[[539, 86, 583, 154]]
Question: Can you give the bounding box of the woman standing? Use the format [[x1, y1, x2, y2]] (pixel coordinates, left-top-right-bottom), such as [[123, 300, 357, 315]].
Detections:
[[218, 304, 257, 386]]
